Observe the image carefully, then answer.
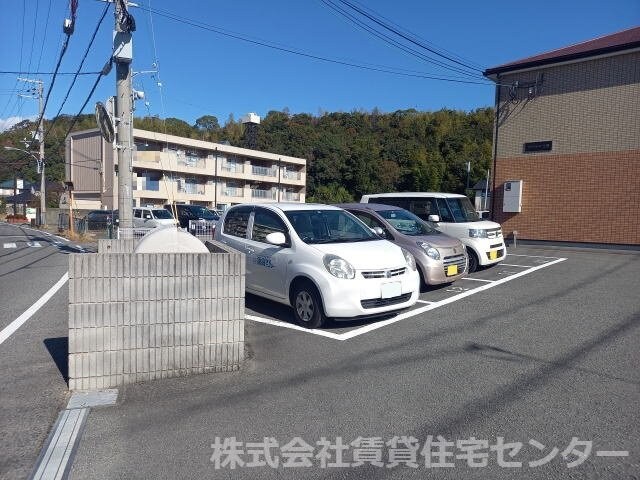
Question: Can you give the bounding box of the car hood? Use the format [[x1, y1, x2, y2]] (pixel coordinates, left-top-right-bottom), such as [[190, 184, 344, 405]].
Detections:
[[155, 219, 176, 225], [310, 240, 407, 270], [406, 232, 461, 248]]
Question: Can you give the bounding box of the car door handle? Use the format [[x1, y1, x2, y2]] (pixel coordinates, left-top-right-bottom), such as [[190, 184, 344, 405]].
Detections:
[[245, 247, 255, 254]]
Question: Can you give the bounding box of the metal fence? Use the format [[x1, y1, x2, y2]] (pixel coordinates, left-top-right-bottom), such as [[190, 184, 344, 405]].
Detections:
[[116, 227, 154, 240], [114, 222, 216, 244]]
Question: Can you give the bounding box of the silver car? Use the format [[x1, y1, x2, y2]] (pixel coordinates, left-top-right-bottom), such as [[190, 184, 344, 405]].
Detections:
[[338, 203, 468, 286]]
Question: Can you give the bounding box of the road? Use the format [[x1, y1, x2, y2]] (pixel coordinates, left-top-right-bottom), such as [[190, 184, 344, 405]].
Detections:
[[67, 245, 640, 479], [0, 222, 85, 480]]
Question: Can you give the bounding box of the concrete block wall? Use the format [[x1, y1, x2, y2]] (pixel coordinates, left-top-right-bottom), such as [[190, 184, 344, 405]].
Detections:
[[97, 238, 135, 253], [68, 250, 245, 390]]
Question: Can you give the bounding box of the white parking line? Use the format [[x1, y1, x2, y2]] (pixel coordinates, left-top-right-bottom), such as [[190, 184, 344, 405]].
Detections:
[[506, 253, 559, 259], [0, 273, 69, 346], [499, 263, 534, 268], [3, 243, 17, 249], [245, 257, 567, 341], [416, 300, 435, 304], [459, 277, 495, 283]]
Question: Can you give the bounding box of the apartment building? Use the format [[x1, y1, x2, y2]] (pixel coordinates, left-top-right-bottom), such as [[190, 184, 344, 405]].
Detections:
[[484, 26, 640, 245], [65, 128, 307, 211]]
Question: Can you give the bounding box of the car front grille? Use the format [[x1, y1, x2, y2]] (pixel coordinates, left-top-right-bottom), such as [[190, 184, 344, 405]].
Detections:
[[361, 293, 412, 309], [361, 267, 406, 279], [443, 253, 466, 276]]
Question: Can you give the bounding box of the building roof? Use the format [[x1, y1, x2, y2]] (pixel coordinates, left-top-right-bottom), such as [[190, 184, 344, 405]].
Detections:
[[484, 26, 640, 76]]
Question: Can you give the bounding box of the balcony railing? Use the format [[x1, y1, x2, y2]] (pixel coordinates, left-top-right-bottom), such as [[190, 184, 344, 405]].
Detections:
[[178, 182, 206, 195], [282, 191, 300, 201], [283, 170, 302, 180], [252, 165, 276, 177], [251, 189, 276, 199], [222, 162, 243, 173], [224, 187, 242, 197], [178, 155, 206, 169]]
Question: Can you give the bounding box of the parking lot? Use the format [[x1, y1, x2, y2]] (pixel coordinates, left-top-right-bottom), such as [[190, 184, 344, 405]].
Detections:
[[66, 244, 639, 479], [245, 252, 566, 340]]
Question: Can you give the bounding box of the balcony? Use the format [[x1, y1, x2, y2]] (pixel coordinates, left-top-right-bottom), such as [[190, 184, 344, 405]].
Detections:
[[251, 188, 276, 200], [252, 165, 276, 177], [178, 154, 206, 169], [224, 187, 243, 197], [178, 181, 206, 195], [282, 191, 300, 201], [222, 162, 244, 173], [283, 170, 302, 180]]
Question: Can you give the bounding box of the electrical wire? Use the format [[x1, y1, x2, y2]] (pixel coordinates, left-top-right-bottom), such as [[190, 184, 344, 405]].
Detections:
[[27, 0, 78, 150], [25, 0, 41, 77], [319, 0, 483, 79], [0, 71, 102, 75], [334, 0, 484, 74], [137, 4, 493, 86], [0, 0, 27, 119], [35, 0, 54, 72], [42, 1, 111, 144]]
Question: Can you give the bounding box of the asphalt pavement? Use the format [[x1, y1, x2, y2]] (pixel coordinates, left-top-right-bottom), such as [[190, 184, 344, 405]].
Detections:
[[0, 222, 86, 480], [66, 245, 640, 479]]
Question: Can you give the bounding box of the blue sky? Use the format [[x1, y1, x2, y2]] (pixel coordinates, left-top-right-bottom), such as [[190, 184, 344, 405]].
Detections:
[[0, 0, 638, 131]]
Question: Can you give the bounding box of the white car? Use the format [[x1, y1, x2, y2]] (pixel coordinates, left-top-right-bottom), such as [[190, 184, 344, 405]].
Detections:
[[360, 192, 506, 272], [215, 203, 420, 328], [133, 207, 176, 229]]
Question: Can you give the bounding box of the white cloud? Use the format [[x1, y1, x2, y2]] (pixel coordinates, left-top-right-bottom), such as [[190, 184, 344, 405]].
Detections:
[[0, 116, 36, 132]]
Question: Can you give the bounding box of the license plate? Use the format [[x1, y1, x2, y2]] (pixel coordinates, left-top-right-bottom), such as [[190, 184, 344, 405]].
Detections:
[[489, 250, 498, 260], [446, 265, 458, 276], [381, 282, 402, 299]]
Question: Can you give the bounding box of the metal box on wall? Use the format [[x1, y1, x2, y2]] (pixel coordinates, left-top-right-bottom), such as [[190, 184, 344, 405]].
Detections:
[[503, 180, 523, 213]]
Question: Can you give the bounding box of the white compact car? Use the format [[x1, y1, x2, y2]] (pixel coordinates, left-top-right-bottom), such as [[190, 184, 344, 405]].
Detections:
[[133, 207, 176, 229], [361, 193, 506, 272], [215, 203, 420, 328]]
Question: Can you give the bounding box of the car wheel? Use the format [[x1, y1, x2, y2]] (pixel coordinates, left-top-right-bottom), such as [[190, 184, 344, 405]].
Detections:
[[292, 281, 325, 329], [468, 249, 479, 273]]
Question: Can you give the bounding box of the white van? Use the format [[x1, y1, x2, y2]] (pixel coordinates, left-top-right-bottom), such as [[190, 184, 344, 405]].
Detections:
[[133, 207, 176, 229], [360, 192, 506, 272]]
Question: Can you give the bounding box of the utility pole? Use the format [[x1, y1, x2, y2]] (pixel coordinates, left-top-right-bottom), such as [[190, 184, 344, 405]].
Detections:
[[17, 77, 46, 226], [114, 0, 134, 231]]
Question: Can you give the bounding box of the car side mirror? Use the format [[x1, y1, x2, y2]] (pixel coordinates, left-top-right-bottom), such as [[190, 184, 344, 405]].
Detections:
[[265, 232, 287, 246], [371, 226, 385, 237], [144, 214, 152, 219], [427, 214, 440, 223]]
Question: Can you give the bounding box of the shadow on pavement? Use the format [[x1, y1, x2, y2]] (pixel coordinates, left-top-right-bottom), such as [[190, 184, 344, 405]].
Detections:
[[44, 337, 69, 386]]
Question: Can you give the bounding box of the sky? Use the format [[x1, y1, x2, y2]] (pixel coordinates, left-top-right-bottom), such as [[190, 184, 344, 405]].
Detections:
[[0, 0, 638, 132]]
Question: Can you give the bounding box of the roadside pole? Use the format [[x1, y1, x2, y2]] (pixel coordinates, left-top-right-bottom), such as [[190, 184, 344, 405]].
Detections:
[[38, 81, 46, 226], [114, 0, 134, 230]]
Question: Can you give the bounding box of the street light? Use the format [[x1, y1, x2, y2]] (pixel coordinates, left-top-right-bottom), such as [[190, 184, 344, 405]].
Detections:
[[3, 146, 46, 227]]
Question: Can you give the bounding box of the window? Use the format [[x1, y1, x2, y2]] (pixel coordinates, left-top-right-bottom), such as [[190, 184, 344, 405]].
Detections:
[[223, 207, 252, 238], [285, 210, 377, 244], [134, 209, 142, 218], [378, 209, 439, 236], [408, 199, 436, 220], [351, 211, 393, 239], [252, 208, 288, 244], [435, 198, 455, 222]]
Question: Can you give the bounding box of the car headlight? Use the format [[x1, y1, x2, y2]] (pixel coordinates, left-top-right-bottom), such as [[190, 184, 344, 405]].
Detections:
[[323, 254, 355, 279], [401, 248, 417, 270], [417, 242, 440, 260], [469, 229, 488, 238]]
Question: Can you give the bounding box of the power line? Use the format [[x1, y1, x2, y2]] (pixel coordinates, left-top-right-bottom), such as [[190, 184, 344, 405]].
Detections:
[[25, 0, 41, 76], [27, 0, 78, 150], [319, 0, 483, 79], [335, 0, 484, 74], [36, 0, 54, 72], [137, 5, 493, 86], [0, 71, 102, 76], [0, 0, 27, 119], [42, 1, 112, 145]]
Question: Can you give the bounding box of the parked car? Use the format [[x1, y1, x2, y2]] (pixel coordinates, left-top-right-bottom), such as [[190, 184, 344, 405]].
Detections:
[[84, 210, 118, 230], [133, 207, 176, 229], [360, 192, 506, 272], [215, 203, 420, 328], [337, 203, 467, 286], [165, 204, 219, 235]]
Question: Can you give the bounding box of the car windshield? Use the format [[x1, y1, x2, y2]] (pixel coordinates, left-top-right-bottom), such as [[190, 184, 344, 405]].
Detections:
[[189, 206, 217, 220], [285, 209, 378, 244], [378, 209, 440, 236], [152, 209, 173, 219], [445, 197, 480, 222]]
